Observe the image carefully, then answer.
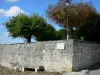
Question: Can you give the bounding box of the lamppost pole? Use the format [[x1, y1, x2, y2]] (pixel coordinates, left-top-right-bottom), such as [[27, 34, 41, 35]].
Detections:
[[61, 0, 72, 40], [66, 6, 69, 40], [65, 0, 71, 40]]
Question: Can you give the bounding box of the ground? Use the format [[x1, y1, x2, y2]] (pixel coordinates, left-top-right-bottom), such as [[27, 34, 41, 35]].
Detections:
[[0, 65, 61, 75], [1, 62, 100, 75]]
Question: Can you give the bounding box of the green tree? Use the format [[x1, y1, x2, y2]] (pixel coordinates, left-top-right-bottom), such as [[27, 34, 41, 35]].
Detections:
[[4, 13, 58, 43], [75, 13, 100, 42], [5, 14, 32, 43], [46, 1, 96, 39], [57, 29, 67, 40], [35, 24, 57, 41]]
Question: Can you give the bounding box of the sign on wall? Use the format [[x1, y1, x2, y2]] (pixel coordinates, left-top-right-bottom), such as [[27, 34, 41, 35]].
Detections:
[[57, 43, 65, 49]]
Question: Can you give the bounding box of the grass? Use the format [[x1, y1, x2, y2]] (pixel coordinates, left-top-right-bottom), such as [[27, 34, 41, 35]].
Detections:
[[0, 65, 62, 75]]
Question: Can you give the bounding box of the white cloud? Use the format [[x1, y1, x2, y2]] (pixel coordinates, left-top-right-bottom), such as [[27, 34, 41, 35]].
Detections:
[[0, 6, 26, 17], [4, 0, 19, 2]]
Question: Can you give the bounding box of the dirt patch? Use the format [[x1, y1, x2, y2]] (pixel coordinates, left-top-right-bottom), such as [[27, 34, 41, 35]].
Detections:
[[0, 65, 62, 75]]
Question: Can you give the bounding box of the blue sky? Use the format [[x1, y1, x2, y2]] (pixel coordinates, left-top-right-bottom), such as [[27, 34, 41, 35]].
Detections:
[[0, 0, 100, 44]]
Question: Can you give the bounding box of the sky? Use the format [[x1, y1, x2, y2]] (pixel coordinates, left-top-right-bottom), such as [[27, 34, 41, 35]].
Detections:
[[0, 0, 100, 44]]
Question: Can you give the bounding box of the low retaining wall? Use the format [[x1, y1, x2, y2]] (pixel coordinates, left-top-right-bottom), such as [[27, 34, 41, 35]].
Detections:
[[0, 39, 100, 72], [73, 40, 100, 71], [0, 40, 73, 72]]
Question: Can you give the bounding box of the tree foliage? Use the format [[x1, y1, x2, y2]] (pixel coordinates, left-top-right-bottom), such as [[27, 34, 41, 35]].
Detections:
[[46, 1, 96, 28], [4, 13, 58, 43], [34, 24, 57, 41], [75, 13, 100, 42], [57, 29, 67, 40], [46, 1, 96, 39], [5, 14, 33, 42]]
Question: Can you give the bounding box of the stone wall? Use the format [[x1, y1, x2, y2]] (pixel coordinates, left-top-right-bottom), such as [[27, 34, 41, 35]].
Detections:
[[0, 39, 100, 72], [73, 40, 100, 71], [0, 40, 73, 72]]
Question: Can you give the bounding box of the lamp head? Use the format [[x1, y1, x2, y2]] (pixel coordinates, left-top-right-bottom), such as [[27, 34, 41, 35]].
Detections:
[[64, 0, 72, 6], [65, 2, 70, 6]]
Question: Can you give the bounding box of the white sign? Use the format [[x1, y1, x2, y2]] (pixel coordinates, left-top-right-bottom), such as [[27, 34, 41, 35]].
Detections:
[[57, 43, 65, 49]]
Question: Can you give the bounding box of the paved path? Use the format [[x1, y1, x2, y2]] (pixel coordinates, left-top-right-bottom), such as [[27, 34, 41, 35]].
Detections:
[[88, 69, 100, 75]]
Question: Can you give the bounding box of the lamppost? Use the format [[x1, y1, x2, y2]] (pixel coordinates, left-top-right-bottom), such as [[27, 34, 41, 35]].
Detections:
[[65, 0, 72, 40], [62, 0, 72, 40]]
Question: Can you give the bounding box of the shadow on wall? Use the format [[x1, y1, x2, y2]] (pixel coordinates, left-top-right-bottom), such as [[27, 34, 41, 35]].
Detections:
[[38, 66, 45, 71], [24, 66, 45, 72]]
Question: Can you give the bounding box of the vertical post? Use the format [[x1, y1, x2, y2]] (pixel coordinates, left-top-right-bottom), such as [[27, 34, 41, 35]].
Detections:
[[64, 0, 71, 40], [62, 0, 72, 40], [67, 6, 69, 40]]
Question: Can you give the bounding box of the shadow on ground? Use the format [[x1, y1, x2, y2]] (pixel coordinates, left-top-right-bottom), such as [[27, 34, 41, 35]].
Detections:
[[0, 65, 62, 75], [88, 62, 100, 71]]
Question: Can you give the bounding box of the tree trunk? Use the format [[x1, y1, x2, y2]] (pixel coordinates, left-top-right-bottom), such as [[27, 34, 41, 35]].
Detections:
[[26, 38, 31, 43], [25, 35, 31, 43]]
